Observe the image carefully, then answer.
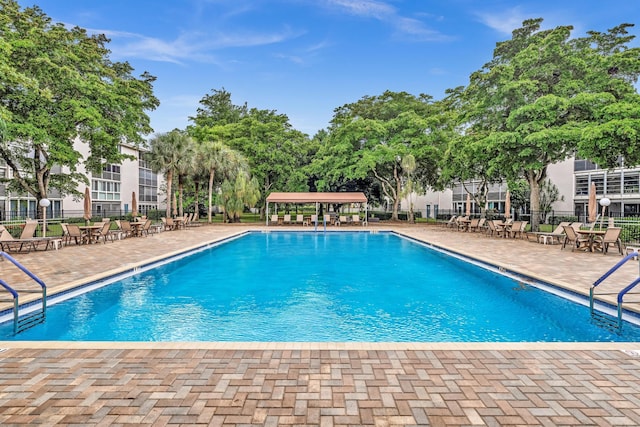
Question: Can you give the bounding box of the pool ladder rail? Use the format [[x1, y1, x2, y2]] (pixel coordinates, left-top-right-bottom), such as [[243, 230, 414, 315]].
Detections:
[[590, 251, 640, 332], [0, 251, 47, 335]]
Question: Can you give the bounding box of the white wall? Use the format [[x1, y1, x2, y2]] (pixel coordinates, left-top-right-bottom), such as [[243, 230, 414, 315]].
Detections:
[[546, 158, 574, 212]]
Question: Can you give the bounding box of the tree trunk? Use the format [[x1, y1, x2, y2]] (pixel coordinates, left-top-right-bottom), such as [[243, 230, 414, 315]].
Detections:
[[178, 176, 184, 218], [526, 169, 546, 231], [208, 170, 214, 223], [165, 170, 173, 218], [193, 181, 200, 220]]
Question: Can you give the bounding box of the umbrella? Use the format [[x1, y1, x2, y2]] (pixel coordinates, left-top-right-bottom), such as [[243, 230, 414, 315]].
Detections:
[[505, 190, 511, 219], [132, 191, 138, 218], [465, 193, 471, 217], [83, 187, 92, 224], [588, 182, 597, 223]]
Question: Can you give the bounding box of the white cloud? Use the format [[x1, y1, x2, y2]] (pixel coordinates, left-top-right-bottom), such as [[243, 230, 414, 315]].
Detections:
[[475, 7, 529, 35], [91, 27, 300, 64], [324, 0, 449, 42]]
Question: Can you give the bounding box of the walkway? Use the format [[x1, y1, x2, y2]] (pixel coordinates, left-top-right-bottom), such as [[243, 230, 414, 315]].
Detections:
[[0, 223, 639, 426]]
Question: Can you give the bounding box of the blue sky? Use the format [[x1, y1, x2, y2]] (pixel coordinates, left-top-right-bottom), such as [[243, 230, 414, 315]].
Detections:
[[27, 0, 640, 137]]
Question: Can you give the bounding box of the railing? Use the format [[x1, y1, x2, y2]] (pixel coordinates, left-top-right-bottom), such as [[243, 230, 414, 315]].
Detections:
[[590, 251, 640, 331], [0, 251, 47, 335]]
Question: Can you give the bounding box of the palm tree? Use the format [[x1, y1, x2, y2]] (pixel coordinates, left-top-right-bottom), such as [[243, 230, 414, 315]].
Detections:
[[221, 172, 260, 223], [197, 140, 227, 223], [174, 137, 196, 218], [147, 130, 191, 217]]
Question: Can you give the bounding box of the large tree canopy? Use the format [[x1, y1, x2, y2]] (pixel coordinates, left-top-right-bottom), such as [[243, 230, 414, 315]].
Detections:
[[0, 0, 158, 205], [458, 18, 640, 230], [314, 91, 446, 220]]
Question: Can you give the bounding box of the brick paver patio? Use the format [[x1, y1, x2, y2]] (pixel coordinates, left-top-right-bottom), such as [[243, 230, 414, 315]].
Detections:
[[0, 223, 639, 425]]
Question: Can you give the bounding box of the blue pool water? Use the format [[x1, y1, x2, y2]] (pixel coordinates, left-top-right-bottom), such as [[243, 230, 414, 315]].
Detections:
[[2, 231, 640, 341]]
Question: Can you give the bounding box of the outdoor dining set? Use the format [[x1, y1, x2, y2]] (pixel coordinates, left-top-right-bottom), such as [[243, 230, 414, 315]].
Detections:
[[0, 213, 202, 254], [445, 215, 625, 256]]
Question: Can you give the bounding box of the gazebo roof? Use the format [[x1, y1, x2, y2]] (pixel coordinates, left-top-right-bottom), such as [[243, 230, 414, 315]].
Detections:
[[266, 192, 367, 204]]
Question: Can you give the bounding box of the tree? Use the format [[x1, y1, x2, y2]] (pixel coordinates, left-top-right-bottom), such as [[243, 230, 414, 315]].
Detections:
[[317, 91, 444, 220], [538, 179, 563, 224], [220, 160, 259, 223], [190, 90, 308, 218], [0, 0, 158, 208], [147, 130, 190, 217], [195, 140, 248, 223], [460, 19, 640, 230], [438, 87, 502, 217]]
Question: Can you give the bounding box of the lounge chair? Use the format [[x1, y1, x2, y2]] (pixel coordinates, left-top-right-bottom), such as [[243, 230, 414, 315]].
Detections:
[[352, 215, 362, 226], [468, 218, 480, 232], [0, 229, 37, 252], [310, 215, 318, 226], [592, 227, 623, 255], [338, 215, 347, 227], [561, 225, 591, 252], [296, 214, 304, 225], [526, 222, 570, 244], [283, 214, 291, 224], [445, 215, 457, 228], [270, 214, 279, 225], [0, 224, 61, 252]]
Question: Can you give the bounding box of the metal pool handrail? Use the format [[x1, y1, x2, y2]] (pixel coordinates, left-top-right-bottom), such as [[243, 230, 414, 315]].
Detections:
[[0, 251, 47, 334], [590, 251, 640, 331]]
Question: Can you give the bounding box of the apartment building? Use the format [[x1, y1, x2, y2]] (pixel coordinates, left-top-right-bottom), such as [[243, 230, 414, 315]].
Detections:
[[574, 157, 640, 218], [403, 158, 576, 219], [0, 140, 165, 221]]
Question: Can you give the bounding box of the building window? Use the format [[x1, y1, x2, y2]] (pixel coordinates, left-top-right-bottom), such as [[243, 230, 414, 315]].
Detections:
[[575, 176, 589, 196], [624, 173, 639, 194], [100, 164, 121, 181], [92, 179, 121, 201], [139, 164, 158, 203], [607, 174, 621, 194]]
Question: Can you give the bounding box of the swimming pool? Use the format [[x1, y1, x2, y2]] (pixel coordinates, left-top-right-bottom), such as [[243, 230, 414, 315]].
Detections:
[[2, 231, 640, 341]]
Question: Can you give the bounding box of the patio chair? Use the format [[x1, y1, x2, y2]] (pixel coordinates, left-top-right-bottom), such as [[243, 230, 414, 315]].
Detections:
[[270, 214, 279, 225], [509, 221, 528, 239], [491, 220, 508, 238], [485, 219, 497, 237], [93, 220, 115, 243], [352, 215, 362, 226], [296, 214, 304, 225], [561, 225, 591, 252], [160, 217, 175, 231], [592, 227, 623, 255], [310, 215, 318, 226], [64, 224, 85, 245], [339, 215, 347, 227], [283, 214, 292, 224], [468, 218, 480, 232], [137, 219, 153, 237]]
